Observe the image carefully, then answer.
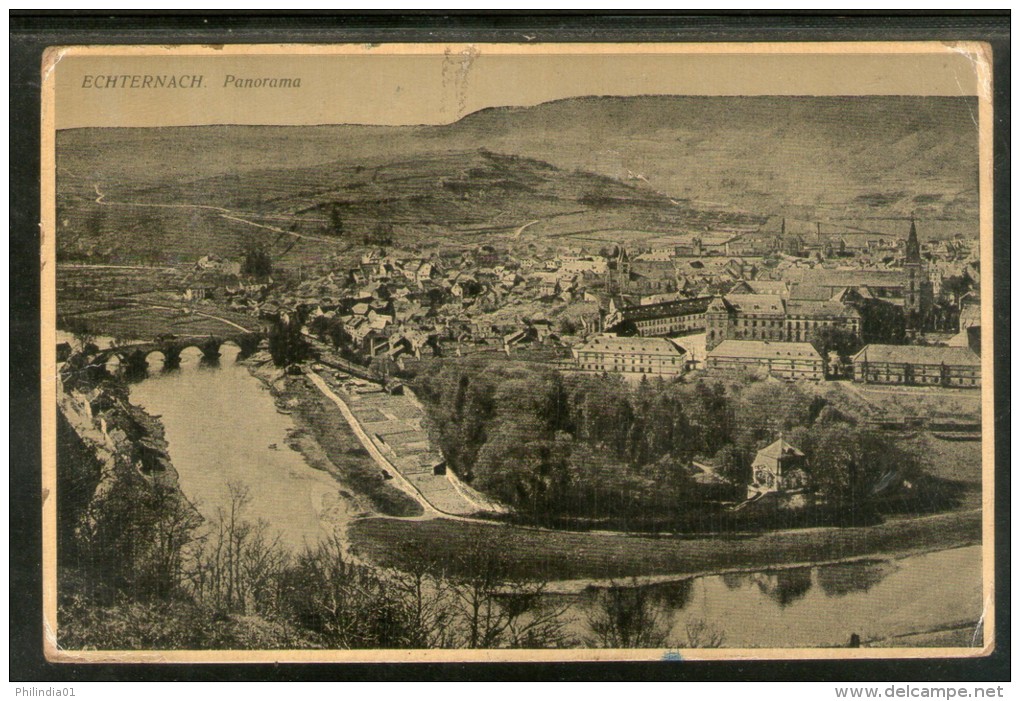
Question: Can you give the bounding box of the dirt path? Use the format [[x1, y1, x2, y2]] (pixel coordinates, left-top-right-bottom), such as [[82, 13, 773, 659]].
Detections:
[[304, 371, 444, 518], [127, 302, 255, 333], [94, 184, 341, 245]]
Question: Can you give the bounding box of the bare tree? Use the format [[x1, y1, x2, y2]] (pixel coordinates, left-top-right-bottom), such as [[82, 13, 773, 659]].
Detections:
[[446, 529, 571, 648], [682, 619, 725, 648], [280, 533, 422, 649], [187, 482, 286, 616], [388, 542, 458, 649], [583, 580, 672, 648]]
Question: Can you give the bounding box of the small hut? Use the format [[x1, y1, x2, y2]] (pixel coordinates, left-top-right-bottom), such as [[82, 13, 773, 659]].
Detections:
[[749, 435, 808, 496]]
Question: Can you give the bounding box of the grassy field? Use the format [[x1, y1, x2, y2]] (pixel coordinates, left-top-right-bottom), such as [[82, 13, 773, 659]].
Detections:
[[61, 305, 256, 341], [57, 265, 259, 340], [348, 508, 981, 583]]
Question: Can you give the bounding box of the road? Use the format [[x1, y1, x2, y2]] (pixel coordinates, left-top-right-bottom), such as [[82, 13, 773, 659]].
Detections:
[[93, 184, 341, 245], [123, 301, 255, 333], [304, 371, 443, 519]]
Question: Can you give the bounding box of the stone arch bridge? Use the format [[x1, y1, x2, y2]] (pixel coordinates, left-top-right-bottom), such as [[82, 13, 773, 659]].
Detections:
[[95, 332, 264, 373]]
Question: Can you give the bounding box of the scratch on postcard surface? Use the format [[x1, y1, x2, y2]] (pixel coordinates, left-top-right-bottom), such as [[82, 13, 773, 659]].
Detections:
[[971, 593, 991, 648], [455, 45, 480, 118], [945, 42, 992, 103], [41, 46, 70, 85]]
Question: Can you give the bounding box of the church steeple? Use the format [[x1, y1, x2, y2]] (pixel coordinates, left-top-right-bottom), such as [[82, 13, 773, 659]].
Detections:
[[905, 215, 921, 264]]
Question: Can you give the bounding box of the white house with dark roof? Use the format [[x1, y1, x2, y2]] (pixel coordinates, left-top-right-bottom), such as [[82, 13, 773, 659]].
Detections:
[[750, 436, 809, 496], [705, 340, 825, 381], [851, 344, 981, 388], [572, 335, 687, 376]]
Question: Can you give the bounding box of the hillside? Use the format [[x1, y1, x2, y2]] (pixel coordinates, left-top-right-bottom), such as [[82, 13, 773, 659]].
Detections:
[[55, 95, 979, 265], [56, 148, 761, 266]]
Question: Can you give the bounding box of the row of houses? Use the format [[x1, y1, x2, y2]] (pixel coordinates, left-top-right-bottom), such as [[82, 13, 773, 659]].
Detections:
[[571, 335, 981, 387], [707, 340, 981, 386]]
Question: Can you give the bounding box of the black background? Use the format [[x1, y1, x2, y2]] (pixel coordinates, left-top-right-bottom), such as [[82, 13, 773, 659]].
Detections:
[[9, 10, 1011, 682]]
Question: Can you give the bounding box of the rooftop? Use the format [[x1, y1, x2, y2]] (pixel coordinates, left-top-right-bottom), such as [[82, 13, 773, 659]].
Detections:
[[723, 294, 785, 314], [756, 437, 805, 461], [619, 296, 713, 322], [576, 336, 686, 356], [708, 340, 823, 360], [851, 344, 981, 366], [783, 268, 905, 289]]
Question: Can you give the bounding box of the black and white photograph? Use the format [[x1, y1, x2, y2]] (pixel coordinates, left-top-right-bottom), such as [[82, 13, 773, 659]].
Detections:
[[40, 42, 995, 663]]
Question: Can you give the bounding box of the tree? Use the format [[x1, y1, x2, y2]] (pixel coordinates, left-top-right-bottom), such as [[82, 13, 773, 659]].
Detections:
[[733, 381, 812, 450], [940, 273, 973, 309], [278, 534, 424, 648], [187, 482, 286, 616], [328, 203, 345, 238], [388, 539, 458, 648], [715, 444, 749, 486], [857, 299, 906, 344], [266, 313, 310, 367], [240, 237, 273, 279], [446, 529, 570, 648], [584, 581, 672, 648], [800, 422, 919, 507], [66, 317, 97, 352], [811, 326, 862, 359]]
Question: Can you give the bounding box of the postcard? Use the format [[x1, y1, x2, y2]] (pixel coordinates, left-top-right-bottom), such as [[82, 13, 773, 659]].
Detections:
[[41, 41, 994, 663]]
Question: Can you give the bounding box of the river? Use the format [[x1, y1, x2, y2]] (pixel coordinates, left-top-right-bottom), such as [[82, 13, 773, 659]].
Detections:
[[559, 545, 983, 648], [124, 345, 353, 551], [61, 333, 983, 647]]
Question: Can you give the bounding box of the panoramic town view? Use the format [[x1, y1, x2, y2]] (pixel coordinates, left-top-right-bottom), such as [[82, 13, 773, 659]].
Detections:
[[54, 94, 984, 652]]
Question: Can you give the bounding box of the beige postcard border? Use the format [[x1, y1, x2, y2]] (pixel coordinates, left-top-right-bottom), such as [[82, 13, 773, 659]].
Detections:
[[40, 40, 996, 664]]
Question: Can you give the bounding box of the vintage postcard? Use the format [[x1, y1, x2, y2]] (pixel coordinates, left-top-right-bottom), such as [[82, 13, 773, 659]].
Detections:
[[41, 42, 995, 663]]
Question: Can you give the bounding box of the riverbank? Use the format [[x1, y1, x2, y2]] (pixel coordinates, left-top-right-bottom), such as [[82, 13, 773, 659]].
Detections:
[[245, 355, 424, 520], [348, 508, 982, 590]]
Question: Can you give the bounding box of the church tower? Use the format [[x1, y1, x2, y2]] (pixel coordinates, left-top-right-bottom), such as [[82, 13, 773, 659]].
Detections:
[[615, 245, 631, 291], [903, 215, 928, 325]]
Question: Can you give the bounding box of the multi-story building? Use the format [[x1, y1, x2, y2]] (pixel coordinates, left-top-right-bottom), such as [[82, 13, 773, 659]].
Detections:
[[784, 300, 862, 343], [705, 340, 825, 381], [607, 296, 713, 337], [851, 344, 981, 388], [572, 336, 687, 376], [706, 293, 861, 350], [780, 219, 933, 326], [706, 294, 787, 349]]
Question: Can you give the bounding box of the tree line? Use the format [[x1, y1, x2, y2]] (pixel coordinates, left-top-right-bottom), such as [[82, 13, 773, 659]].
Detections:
[[57, 370, 724, 650], [411, 360, 923, 524], [58, 457, 719, 650]]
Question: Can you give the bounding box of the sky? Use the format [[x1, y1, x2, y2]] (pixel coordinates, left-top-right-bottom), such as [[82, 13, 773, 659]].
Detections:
[[48, 43, 988, 129]]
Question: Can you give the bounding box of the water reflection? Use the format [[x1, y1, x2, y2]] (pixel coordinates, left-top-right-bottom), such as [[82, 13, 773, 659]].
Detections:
[[647, 577, 694, 610], [751, 567, 813, 608], [561, 547, 981, 648], [817, 560, 897, 598], [126, 344, 351, 551]]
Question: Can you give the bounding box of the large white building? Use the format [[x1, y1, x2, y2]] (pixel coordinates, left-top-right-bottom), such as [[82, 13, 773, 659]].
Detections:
[[572, 336, 687, 376], [705, 340, 825, 380]]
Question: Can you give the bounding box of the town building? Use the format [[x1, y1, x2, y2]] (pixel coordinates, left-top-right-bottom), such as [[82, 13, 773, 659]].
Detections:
[[779, 220, 933, 325], [750, 436, 809, 496], [706, 293, 860, 350], [705, 340, 825, 380], [606, 295, 713, 337], [851, 344, 981, 388], [706, 294, 787, 349], [784, 300, 862, 343], [572, 336, 687, 376]]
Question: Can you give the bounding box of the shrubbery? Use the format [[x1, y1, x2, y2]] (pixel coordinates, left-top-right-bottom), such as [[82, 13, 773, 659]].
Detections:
[[411, 360, 921, 522]]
